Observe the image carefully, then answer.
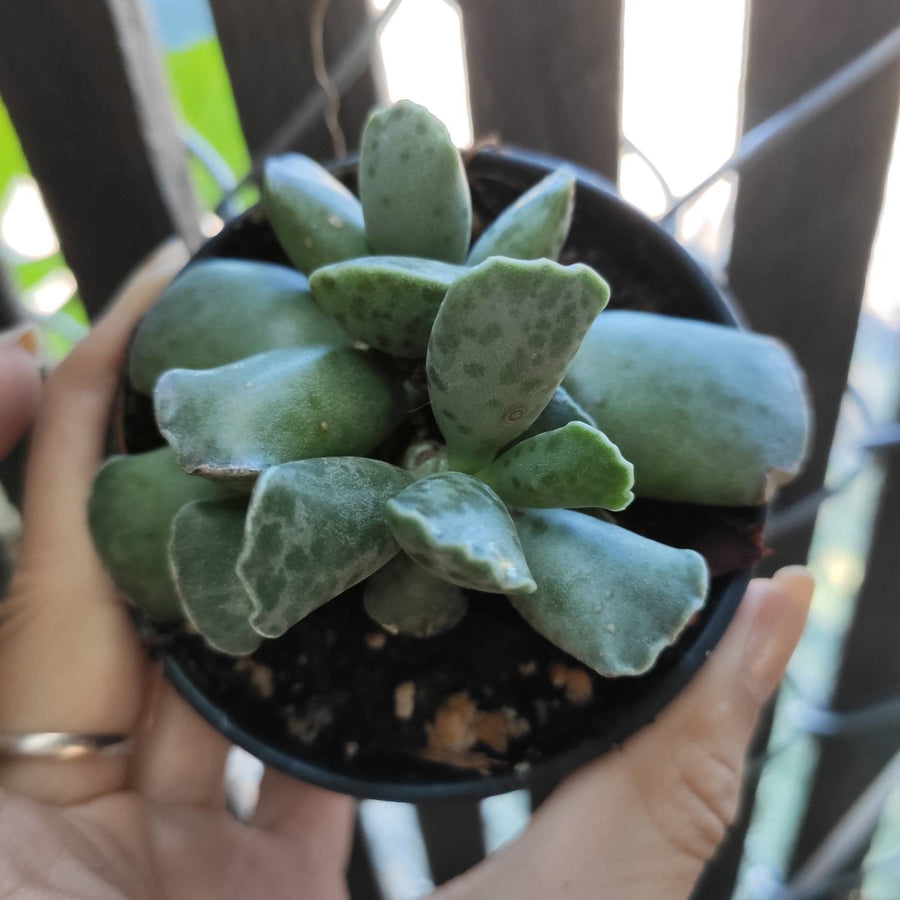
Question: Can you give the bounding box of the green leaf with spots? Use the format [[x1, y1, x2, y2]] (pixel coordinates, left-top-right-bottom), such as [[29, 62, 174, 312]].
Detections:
[[237, 458, 413, 638], [467, 168, 575, 266], [170, 497, 261, 656], [88, 448, 232, 622], [385, 472, 536, 594], [565, 310, 812, 505], [263, 153, 370, 274], [364, 553, 468, 638], [130, 259, 353, 394], [359, 101, 471, 263], [155, 346, 405, 481], [309, 256, 464, 357], [426, 257, 610, 470], [479, 422, 634, 510], [512, 509, 709, 677], [503, 385, 597, 450]]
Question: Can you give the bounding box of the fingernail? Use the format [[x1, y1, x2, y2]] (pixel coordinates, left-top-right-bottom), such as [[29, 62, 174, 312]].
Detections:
[[741, 568, 814, 701], [773, 565, 816, 595]]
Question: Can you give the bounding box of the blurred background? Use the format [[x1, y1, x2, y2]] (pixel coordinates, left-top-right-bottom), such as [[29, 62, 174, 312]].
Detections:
[[1, 1, 899, 897]]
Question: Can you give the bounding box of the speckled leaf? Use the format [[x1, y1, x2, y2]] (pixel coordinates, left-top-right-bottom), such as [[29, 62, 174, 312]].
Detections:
[[479, 422, 634, 510], [237, 458, 413, 638], [467, 168, 575, 266], [309, 256, 464, 357], [503, 385, 596, 450], [385, 472, 536, 594], [512, 509, 709, 677], [88, 448, 231, 622], [263, 153, 370, 273], [565, 310, 812, 505], [364, 553, 468, 638], [155, 346, 405, 480], [426, 258, 610, 470], [170, 497, 261, 656], [359, 101, 471, 263], [130, 259, 352, 394]]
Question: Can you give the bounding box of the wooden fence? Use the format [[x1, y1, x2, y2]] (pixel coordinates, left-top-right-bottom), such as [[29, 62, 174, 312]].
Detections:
[[1, 1, 899, 897]]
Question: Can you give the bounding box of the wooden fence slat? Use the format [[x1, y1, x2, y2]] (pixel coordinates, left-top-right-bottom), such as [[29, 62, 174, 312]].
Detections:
[[528, 778, 557, 812], [417, 800, 485, 886], [459, 0, 622, 183], [208, 0, 378, 163], [788, 447, 900, 875], [346, 816, 383, 900], [691, 3, 900, 898], [0, 261, 20, 330], [0, 0, 201, 319]]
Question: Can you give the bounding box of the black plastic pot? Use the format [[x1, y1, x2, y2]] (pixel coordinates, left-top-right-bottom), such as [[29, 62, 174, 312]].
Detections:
[[121, 147, 764, 802]]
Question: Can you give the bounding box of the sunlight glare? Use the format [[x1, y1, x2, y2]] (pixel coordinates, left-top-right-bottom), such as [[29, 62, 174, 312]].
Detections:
[[371, 0, 473, 147], [862, 107, 900, 328], [25, 269, 76, 316], [621, 0, 747, 198], [1, 177, 60, 260]]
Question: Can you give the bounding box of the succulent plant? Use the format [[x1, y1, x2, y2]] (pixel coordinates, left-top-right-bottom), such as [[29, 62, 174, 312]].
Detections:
[[89, 100, 811, 679]]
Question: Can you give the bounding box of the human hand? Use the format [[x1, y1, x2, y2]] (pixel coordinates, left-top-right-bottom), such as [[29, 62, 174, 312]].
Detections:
[[435, 567, 812, 900], [0, 244, 812, 899], [0, 244, 354, 898]]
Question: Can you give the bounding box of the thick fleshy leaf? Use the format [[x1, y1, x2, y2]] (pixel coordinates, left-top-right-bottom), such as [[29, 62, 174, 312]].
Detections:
[[512, 509, 708, 677], [467, 168, 575, 266], [503, 385, 596, 450], [364, 553, 468, 637], [359, 101, 471, 263], [426, 257, 610, 470], [565, 310, 812, 505], [130, 259, 352, 394], [479, 422, 634, 510], [170, 497, 261, 655], [237, 458, 413, 638], [309, 256, 464, 357], [88, 448, 231, 622], [385, 472, 536, 594], [155, 346, 405, 480], [263, 154, 370, 273]]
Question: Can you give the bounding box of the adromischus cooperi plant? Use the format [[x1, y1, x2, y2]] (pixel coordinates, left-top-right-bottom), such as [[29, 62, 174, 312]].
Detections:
[[89, 101, 811, 679]]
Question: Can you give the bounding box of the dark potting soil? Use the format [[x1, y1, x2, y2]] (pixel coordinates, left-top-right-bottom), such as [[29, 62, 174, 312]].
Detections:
[[122, 148, 766, 796]]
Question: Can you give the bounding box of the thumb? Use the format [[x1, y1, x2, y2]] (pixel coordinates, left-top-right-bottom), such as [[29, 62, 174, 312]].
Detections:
[[435, 567, 813, 900]]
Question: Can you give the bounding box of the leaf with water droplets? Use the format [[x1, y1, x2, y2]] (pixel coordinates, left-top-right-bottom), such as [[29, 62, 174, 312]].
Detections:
[[170, 497, 261, 655], [88, 448, 232, 622], [360, 101, 471, 263], [309, 256, 464, 357], [237, 457, 413, 638], [364, 553, 468, 638], [565, 310, 812, 505], [426, 257, 610, 471], [480, 422, 634, 510], [130, 259, 353, 393], [512, 508, 709, 677], [468, 168, 575, 266], [385, 472, 535, 594], [263, 154, 370, 273], [155, 346, 405, 481]]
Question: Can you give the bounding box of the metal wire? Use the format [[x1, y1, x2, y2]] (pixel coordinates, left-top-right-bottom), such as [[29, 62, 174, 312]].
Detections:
[[181, 124, 241, 220], [659, 25, 900, 231], [769, 750, 900, 900], [214, 0, 405, 218]]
